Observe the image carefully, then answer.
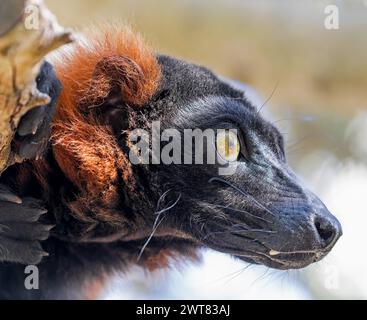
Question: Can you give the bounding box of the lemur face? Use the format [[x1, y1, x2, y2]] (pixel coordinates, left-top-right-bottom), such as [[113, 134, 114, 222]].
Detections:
[[130, 55, 343, 270], [52, 27, 342, 270]]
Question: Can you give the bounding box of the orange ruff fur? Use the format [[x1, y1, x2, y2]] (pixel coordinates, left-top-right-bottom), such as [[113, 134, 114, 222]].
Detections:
[[51, 26, 161, 221]]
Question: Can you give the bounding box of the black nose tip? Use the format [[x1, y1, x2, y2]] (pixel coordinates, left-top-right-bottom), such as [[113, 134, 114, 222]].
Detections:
[[314, 215, 342, 249]]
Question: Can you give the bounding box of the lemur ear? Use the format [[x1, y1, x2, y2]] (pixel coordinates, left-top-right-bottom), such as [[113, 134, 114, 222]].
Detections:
[[80, 55, 143, 134], [50, 26, 161, 220], [81, 55, 145, 109], [54, 26, 161, 117]]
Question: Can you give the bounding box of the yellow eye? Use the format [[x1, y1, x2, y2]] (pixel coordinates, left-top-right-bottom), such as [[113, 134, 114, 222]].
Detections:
[[216, 130, 240, 162]]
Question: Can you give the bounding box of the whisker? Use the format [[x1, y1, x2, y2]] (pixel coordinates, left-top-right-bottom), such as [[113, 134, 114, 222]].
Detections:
[[202, 263, 252, 287], [137, 215, 165, 261], [256, 81, 279, 117], [250, 267, 270, 287], [222, 264, 252, 282], [232, 229, 277, 235], [202, 227, 275, 241], [137, 191, 181, 261], [209, 177, 276, 217], [209, 203, 272, 224], [155, 189, 171, 215], [223, 263, 253, 285], [154, 194, 182, 218]]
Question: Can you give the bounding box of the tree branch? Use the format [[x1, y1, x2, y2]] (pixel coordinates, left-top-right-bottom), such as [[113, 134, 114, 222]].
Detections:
[[0, 0, 73, 173]]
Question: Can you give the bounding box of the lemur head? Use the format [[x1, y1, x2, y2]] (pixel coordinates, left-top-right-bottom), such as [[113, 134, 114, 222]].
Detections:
[[52, 26, 342, 270]]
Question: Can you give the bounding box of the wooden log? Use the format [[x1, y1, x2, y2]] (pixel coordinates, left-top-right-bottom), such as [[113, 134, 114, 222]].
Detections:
[[0, 0, 72, 173]]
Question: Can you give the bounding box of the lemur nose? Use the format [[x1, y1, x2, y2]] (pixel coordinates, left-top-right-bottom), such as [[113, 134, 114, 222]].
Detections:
[[313, 214, 342, 250]]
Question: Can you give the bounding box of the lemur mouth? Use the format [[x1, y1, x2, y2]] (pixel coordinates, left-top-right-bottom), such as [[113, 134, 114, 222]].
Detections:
[[206, 241, 330, 270], [235, 249, 328, 270]]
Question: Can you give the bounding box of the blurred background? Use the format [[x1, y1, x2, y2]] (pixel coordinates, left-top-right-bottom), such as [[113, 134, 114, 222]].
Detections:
[[45, 0, 367, 299]]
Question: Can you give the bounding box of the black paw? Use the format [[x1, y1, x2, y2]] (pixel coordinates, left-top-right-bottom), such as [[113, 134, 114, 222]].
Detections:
[[0, 184, 53, 265], [14, 61, 62, 160]]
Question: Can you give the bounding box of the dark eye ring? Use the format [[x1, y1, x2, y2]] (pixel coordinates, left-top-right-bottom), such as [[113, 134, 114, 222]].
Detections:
[[237, 131, 251, 161]]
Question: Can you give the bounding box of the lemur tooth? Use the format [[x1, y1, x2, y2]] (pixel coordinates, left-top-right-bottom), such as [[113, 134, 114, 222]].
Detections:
[[269, 250, 280, 256]]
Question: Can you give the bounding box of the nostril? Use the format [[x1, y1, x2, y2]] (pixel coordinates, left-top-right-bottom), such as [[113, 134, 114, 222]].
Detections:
[[314, 217, 339, 248]]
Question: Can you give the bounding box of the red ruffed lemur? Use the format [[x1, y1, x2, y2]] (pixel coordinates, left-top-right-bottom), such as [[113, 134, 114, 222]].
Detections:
[[0, 25, 342, 299]]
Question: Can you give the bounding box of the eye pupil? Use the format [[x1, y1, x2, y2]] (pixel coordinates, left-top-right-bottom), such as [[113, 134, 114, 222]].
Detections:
[[225, 132, 230, 157]]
